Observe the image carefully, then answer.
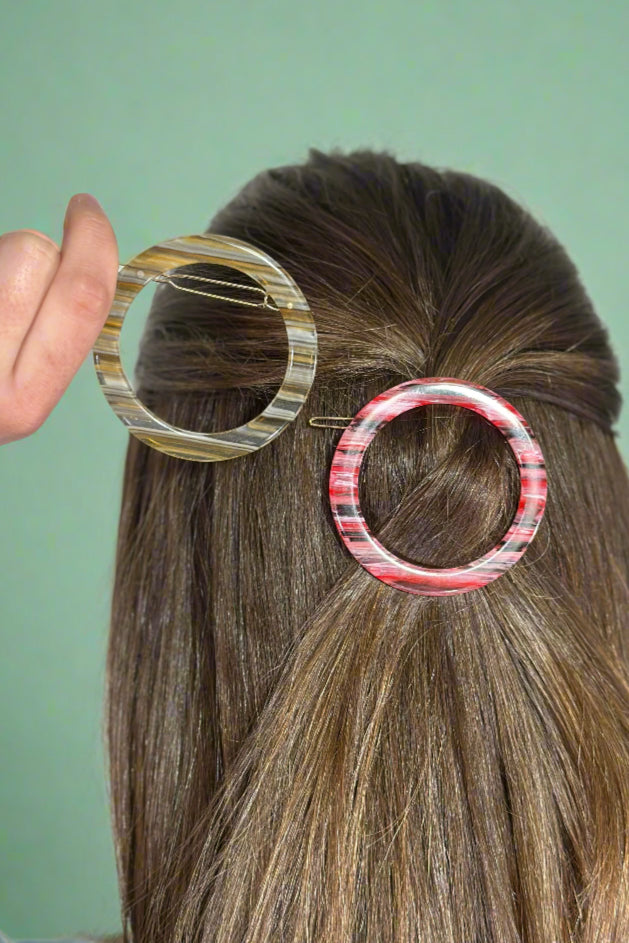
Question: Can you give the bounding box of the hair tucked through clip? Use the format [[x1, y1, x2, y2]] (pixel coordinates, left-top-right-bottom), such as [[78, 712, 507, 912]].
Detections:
[[95, 245, 547, 596]]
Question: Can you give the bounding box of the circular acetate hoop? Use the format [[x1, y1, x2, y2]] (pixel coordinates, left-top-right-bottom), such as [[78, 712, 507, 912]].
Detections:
[[329, 377, 547, 596], [93, 233, 317, 461]]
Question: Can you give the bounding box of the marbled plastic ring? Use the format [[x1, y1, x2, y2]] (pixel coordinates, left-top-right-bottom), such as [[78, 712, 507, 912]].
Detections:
[[329, 377, 547, 596], [93, 234, 317, 461]]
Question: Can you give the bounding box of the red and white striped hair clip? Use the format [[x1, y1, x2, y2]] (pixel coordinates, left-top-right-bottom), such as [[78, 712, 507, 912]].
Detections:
[[311, 377, 547, 597]]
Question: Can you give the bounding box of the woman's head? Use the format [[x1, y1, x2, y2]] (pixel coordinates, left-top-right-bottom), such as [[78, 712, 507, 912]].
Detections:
[[104, 148, 629, 943]]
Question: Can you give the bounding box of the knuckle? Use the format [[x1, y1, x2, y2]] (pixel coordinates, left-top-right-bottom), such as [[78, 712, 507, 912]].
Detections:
[[67, 271, 112, 317], [0, 391, 45, 441], [20, 405, 46, 437]]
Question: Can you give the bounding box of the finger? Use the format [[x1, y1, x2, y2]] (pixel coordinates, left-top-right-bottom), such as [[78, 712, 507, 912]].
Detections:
[[10, 193, 119, 432], [0, 230, 61, 379]]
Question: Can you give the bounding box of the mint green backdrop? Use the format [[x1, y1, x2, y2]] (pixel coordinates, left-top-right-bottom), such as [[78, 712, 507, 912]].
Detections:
[[0, 0, 627, 937]]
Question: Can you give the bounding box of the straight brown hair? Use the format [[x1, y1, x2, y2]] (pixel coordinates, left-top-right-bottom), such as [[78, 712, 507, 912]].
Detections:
[[96, 148, 629, 942]]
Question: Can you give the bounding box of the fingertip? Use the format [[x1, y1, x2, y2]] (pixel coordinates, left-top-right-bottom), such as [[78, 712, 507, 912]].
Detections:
[[71, 193, 105, 212], [64, 194, 107, 233]]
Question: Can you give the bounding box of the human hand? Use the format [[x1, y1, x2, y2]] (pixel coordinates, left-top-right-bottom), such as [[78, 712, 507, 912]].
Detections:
[[0, 193, 119, 445]]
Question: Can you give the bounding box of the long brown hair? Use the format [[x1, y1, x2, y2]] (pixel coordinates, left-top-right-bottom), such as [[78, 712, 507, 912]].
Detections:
[[99, 148, 629, 942]]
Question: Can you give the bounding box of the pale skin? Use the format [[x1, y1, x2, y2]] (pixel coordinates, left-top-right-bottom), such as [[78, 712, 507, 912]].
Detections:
[[0, 193, 119, 445]]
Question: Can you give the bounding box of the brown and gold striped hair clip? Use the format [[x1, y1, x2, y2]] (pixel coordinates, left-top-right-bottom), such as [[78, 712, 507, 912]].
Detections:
[[92, 233, 318, 461]]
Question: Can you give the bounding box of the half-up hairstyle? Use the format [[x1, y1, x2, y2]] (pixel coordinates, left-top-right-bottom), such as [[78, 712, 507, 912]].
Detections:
[[97, 147, 629, 943]]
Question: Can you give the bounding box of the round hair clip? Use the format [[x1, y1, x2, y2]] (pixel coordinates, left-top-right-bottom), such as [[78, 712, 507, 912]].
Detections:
[[328, 377, 547, 596], [93, 233, 317, 461]]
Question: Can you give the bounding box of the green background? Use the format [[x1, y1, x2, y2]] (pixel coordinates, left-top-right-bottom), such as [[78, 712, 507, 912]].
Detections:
[[1, 0, 627, 937]]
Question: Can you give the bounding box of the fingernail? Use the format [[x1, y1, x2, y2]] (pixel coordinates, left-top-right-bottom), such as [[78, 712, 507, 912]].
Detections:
[[65, 193, 104, 227], [0, 229, 57, 248], [78, 193, 104, 212], [12, 229, 58, 248]]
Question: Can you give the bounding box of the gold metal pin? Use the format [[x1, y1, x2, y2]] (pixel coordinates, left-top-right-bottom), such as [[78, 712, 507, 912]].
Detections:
[[153, 271, 280, 310]]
